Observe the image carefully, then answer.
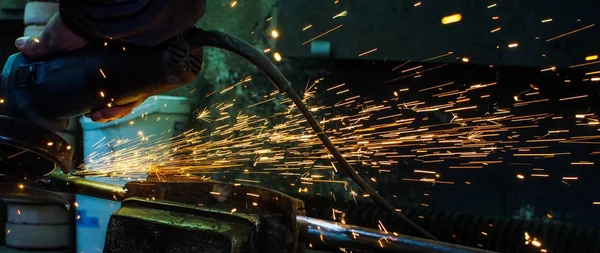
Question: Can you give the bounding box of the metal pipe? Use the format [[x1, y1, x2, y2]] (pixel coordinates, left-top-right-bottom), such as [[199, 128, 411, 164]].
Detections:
[[47, 172, 127, 201], [296, 216, 497, 253]]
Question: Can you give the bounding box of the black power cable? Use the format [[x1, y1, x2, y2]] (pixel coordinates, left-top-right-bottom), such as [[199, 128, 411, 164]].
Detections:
[[187, 29, 437, 240]]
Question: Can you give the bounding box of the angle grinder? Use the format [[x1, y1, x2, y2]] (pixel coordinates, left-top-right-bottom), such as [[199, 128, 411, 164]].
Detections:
[[0, 29, 203, 180]]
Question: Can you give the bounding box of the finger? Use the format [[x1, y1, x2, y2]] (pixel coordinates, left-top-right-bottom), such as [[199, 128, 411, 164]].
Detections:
[[14, 36, 54, 59], [86, 99, 145, 122], [15, 13, 87, 58]]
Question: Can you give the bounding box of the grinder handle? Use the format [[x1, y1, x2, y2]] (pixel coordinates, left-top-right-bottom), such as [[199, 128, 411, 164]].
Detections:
[[4, 32, 202, 123]]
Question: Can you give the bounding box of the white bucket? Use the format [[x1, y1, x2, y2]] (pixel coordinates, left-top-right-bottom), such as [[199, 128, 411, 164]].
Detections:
[[23, 25, 45, 37], [24, 1, 58, 25], [4, 202, 71, 249], [75, 195, 121, 253]]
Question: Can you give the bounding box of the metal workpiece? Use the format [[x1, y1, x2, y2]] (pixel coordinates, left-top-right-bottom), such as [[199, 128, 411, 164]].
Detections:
[[296, 216, 497, 253], [46, 172, 127, 201]]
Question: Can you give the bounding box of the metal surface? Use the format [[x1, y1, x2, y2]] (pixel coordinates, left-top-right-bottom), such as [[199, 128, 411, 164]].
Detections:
[[124, 181, 305, 253], [297, 216, 496, 253], [104, 198, 261, 253], [0, 116, 72, 178]]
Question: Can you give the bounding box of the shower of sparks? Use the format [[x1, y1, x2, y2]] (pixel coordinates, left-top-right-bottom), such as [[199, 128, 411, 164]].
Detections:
[[82, 62, 600, 205], [72, 4, 600, 242], [196, 108, 212, 123]]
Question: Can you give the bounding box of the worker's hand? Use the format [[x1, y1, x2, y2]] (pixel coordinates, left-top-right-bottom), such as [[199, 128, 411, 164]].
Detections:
[[15, 13, 145, 123]]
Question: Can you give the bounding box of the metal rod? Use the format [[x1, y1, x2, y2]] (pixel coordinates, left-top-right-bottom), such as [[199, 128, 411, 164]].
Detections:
[[296, 216, 497, 253], [48, 172, 127, 201]]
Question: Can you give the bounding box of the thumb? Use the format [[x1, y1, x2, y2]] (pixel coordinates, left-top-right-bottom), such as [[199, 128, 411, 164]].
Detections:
[[14, 36, 54, 58], [15, 13, 87, 59]]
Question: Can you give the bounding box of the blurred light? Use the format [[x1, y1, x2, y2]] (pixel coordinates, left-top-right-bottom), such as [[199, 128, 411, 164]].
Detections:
[[442, 14, 462, 24], [508, 43, 519, 48], [271, 30, 279, 38], [274, 52, 282, 62], [586, 55, 598, 61]]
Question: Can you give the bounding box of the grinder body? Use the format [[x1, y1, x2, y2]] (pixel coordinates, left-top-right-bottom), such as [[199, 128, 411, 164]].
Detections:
[[0, 32, 202, 177], [0, 33, 202, 132]]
